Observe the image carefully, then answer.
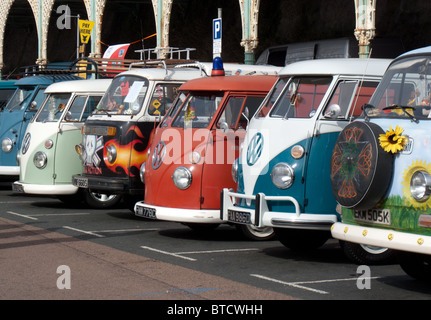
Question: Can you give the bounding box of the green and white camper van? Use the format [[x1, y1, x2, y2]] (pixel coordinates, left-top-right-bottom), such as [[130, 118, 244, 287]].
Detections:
[[13, 79, 111, 203]]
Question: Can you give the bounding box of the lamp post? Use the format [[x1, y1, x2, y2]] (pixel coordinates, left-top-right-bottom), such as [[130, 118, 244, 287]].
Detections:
[[354, 0, 376, 58]]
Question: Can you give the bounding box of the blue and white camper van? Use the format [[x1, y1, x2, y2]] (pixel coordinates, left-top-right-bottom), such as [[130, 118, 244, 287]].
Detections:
[[330, 46, 431, 279], [221, 58, 392, 261], [0, 74, 80, 178]]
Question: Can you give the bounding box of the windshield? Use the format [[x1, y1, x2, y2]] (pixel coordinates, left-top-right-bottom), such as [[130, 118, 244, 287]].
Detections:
[[36, 93, 71, 122], [367, 56, 431, 120], [95, 75, 149, 115], [167, 92, 223, 128], [257, 76, 332, 119], [5, 87, 35, 111]]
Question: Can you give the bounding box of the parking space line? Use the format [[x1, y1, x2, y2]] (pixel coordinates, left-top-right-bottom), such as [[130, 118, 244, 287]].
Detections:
[[62, 226, 104, 238], [6, 211, 38, 220], [140, 246, 197, 261], [175, 248, 259, 254], [250, 274, 381, 295], [30, 213, 91, 217], [96, 228, 159, 233]]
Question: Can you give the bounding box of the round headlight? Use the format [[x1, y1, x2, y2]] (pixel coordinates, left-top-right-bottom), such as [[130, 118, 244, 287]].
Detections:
[[33, 151, 47, 169], [410, 171, 431, 201], [271, 162, 294, 189], [140, 162, 146, 183], [105, 144, 117, 164], [1, 138, 13, 153], [172, 167, 192, 190], [232, 158, 239, 183]]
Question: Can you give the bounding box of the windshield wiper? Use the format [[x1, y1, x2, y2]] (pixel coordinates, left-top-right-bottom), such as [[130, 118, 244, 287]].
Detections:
[[93, 109, 111, 117], [383, 105, 418, 123]]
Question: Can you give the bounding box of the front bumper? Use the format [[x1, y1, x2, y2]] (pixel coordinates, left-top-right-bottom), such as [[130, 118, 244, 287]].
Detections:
[[134, 201, 221, 223], [72, 174, 128, 193], [0, 165, 19, 176], [220, 188, 337, 230], [12, 181, 78, 195], [331, 222, 431, 255]]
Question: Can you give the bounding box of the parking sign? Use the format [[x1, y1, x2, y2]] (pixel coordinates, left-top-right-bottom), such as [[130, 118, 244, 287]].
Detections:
[[213, 18, 222, 58]]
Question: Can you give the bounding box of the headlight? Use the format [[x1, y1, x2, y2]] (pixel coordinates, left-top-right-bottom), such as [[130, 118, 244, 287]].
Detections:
[[33, 151, 47, 169], [105, 144, 117, 164], [410, 170, 431, 201], [172, 167, 192, 190], [1, 138, 13, 153], [271, 162, 294, 189], [140, 162, 146, 183], [232, 158, 239, 183]]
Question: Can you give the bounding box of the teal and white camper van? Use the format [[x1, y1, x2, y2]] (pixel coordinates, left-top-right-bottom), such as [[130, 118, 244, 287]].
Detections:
[[221, 58, 393, 262], [330, 46, 431, 279], [13, 79, 111, 202]]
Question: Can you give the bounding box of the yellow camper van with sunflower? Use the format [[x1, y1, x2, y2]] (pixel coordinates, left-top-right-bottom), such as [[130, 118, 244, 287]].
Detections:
[[330, 46, 431, 281]]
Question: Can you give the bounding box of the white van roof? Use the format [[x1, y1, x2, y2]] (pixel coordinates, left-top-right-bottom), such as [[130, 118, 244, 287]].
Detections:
[[44, 79, 112, 94], [279, 58, 392, 77], [115, 62, 281, 82]]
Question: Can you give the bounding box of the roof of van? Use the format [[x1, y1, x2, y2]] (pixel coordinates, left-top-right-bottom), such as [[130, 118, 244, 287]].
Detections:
[[179, 75, 278, 92], [396, 45, 431, 58], [14, 74, 82, 86], [113, 62, 280, 82], [279, 58, 391, 77], [44, 79, 112, 94]]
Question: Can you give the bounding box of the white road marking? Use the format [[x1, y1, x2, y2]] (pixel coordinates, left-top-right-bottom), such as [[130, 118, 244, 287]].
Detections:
[[175, 248, 259, 254], [6, 211, 38, 220], [250, 273, 381, 295], [141, 246, 197, 261], [62, 226, 104, 238], [96, 228, 159, 233]]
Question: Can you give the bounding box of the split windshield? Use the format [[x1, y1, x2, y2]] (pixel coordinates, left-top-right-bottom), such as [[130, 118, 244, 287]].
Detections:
[[367, 55, 431, 120], [36, 93, 70, 122], [95, 75, 149, 115], [162, 92, 223, 128], [256, 76, 332, 118], [5, 87, 40, 111]]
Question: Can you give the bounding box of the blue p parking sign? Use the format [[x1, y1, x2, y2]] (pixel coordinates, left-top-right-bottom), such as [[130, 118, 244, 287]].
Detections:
[[213, 18, 222, 57]]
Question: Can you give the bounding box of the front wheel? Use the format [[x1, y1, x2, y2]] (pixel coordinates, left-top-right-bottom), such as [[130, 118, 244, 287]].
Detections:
[[236, 224, 275, 241], [340, 241, 397, 265], [84, 189, 122, 209], [275, 228, 329, 251], [398, 252, 431, 282]]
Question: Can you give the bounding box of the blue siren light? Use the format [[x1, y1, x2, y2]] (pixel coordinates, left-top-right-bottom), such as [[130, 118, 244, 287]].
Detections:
[[211, 57, 225, 76]]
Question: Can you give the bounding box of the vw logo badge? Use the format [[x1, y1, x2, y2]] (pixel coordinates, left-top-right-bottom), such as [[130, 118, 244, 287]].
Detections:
[[21, 132, 31, 155], [152, 141, 166, 169], [247, 133, 263, 166]]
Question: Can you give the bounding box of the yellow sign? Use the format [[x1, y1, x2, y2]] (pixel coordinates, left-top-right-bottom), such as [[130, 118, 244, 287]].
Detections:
[[79, 20, 95, 44]]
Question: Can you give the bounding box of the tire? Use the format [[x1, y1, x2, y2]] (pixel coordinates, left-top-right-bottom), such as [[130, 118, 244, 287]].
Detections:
[[340, 241, 397, 265], [84, 189, 122, 209], [275, 228, 329, 251], [331, 121, 394, 210], [398, 252, 431, 282], [236, 224, 275, 241]]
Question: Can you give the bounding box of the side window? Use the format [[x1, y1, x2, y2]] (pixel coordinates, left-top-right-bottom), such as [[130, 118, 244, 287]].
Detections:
[[217, 96, 245, 129], [323, 80, 378, 119], [239, 96, 264, 127], [148, 83, 181, 116], [67, 95, 102, 122]]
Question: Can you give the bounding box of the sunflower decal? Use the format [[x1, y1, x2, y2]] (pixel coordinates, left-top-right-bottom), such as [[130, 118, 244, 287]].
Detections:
[[379, 125, 407, 153]]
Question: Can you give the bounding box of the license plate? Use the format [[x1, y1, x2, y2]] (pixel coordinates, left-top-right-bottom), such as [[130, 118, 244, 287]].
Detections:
[[353, 209, 391, 225], [135, 206, 157, 219], [73, 177, 88, 188], [227, 209, 251, 224], [12, 183, 23, 193]]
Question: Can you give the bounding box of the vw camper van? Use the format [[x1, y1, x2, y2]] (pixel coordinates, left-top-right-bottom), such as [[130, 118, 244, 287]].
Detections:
[[220, 58, 392, 259], [12, 79, 111, 201], [134, 74, 278, 239], [330, 46, 431, 279], [0, 74, 81, 178], [72, 60, 280, 208]]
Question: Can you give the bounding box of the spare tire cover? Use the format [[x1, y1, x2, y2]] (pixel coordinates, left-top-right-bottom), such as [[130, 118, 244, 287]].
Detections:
[[330, 121, 394, 210]]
